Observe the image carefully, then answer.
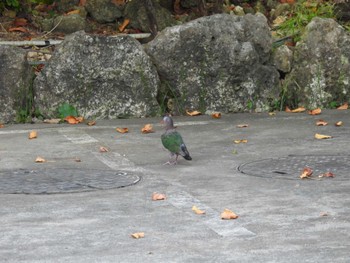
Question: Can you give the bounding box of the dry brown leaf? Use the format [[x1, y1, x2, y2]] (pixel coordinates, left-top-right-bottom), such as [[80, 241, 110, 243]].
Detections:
[[111, 0, 126, 6], [186, 110, 201, 116], [335, 121, 343, 127], [8, 27, 28, 33], [268, 112, 276, 116], [74, 157, 82, 162], [315, 133, 332, 140], [211, 112, 221, 119], [318, 172, 335, 178], [29, 131, 37, 139], [192, 205, 206, 215], [291, 107, 306, 113], [285, 106, 292, 112], [79, 0, 87, 6], [221, 209, 238, 220], [237, 124, 249, 128], [131, 232, 145, 239], [316, 120, 328, 126], [43, 118, 61, 124], [141, 124, 154, 134], [116, 127, 129, 133], [337, 102, 348, 110], [234, 139, 248, 144], [14, 18, 28, 27], [308, 108, 321, 115], [64, 116, 82, 124], [152, 192, 166, 201], [300, 167, 313, 179], [320, 212, 328, 217], [35, 156, 46, 163], [87, 120, 96, 126], [0, 123, 4, 128], [99, 146, 109, 152], [66, 9, 80, 15], [118, 18, 130, 32]]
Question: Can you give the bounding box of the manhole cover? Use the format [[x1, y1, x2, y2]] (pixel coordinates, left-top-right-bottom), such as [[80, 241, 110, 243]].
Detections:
[[238, 155, 349, 180], [0, 168, 141, 194]]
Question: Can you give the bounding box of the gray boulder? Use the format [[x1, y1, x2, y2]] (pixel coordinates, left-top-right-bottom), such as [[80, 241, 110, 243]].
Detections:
[[144, 13, 280, 113], [0, 46, 33, 123], [85, 0, 122, 23], [34, 31, 160, 119], [273, 45, 293, 73], [285, 18, 350, 108], [53, 14, 87, 34]]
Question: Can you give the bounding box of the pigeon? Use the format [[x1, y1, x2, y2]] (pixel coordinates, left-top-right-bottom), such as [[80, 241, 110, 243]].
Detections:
[[161, 115, 192, 165]]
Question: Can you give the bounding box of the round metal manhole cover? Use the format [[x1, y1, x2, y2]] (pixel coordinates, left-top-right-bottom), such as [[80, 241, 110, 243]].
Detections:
[[238, 155, 349, 181], [0, 168, 141, 194]]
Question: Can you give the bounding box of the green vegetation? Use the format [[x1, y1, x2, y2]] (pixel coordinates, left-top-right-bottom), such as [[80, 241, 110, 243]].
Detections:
[[1, 0, 54, 11], [57, 103, 78, 118]]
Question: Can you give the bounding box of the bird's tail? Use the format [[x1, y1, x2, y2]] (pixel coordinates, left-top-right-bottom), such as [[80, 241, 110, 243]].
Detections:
[[180, 144, 192, 161]]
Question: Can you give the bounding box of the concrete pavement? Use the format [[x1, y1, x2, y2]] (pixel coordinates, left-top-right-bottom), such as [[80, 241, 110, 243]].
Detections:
[[0, 110, 349, 262]]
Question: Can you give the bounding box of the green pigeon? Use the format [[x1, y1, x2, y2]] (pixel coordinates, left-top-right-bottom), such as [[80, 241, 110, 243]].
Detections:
[[161, 115, 192, 165]]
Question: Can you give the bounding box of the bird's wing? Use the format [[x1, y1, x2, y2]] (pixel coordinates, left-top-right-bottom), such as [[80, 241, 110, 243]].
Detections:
[[161, 130, 184, 154]]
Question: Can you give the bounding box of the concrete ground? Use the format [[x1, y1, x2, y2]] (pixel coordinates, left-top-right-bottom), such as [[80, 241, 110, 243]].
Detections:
[[0, 110, 349, 262]]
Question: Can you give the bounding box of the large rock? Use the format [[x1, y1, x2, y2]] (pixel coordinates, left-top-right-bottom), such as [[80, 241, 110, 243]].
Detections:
[[0, 46, 33, 123], [285, 18, 350, 108], [34, 31, 160, 119], [144, 13, 280, 113], [85, 0, 122, 23]]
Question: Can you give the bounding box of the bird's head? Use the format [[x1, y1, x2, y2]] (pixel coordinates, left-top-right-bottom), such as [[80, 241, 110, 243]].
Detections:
[[161, 115, 175, 130]]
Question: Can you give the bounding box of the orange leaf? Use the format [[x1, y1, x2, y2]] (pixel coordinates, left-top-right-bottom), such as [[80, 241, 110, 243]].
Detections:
[[300, 167, 313, 179], [291, 107, 306, 113], [335, 121, 343, 127], [87, 120, 96, 126], [111, 0, 126, 6], [233, 139, 248, 144], [211, 112, 221, 119], [8, 27, 28, 33], [192, 205, 206, 215], [0, 123, 4, 128], [285, 106, 292, 112], [66, 9, 80, 15], [337, 102, 348, 110], [35, 156, 46, 163], [315, 133, 332, 140], [237, 124, 249, 128], [318, 172, 335, 178], [152, 192, 166, 201], [118, 18, 130, 32], [186, 110, 201, 116], [308, 108, 321, 115], [14, 18, 28, 27], [29, 131, 37, 139], [141, 124, 154, 134], [64, 116, 79, 124], [116, 127, 129, 133], [221, 209, 238, 220], [79, 0, 87, 6], [131, 232, 145, 239], [99, 146, 109, 152], [316, 120, 328, 126]]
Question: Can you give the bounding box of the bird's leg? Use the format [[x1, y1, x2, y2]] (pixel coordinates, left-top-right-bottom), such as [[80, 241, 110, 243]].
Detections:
[[163, 153, 177, 165]]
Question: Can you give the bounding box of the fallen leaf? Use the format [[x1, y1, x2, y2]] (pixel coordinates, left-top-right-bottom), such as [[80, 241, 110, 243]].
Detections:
[[335, 121, 343, 127], [79, 0, 87, 6], [315, 133, 332, 140], [99, 146, 109, 152], [111, 0, 126, 6], [29, 131, 37, 139], [14, 18, 28, 27], [118, 18, 130, 32], [141, 124, 154, 134], [152, 192, 166, 201], [116, 127, 129, 133], [74, 157, 82, 162], [35, 156, 46, 163], [87, 120, 96, 126], [66, 9, 80, 15], [0, 123, 4, 128], [273, 15, 286, 27], [43, 118, 61, 124], [337, 102, 348, 110], [192, 205, 206, 215], [64, 116, 83, 124], [318, 172, 335, 178], [234, 139, 248, 144], [285, 106, 292, 112], [291, 107, 306, 113], [8, 27, 28, 33], [186, 110, 201, 116], [221, 209, 238, 220], [131, 232, 145, 239], [237, 124, 249, 128], [300, 167, 313, 179], [320, 212, 328, 217], [211, 112, 221, 119], [268, 112, 276, 116], [308, 108, 321, 115], [316, 120, 328, 126]]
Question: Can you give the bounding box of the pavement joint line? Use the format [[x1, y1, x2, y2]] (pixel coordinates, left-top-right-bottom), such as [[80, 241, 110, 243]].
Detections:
[[167, 188, 256, 238]]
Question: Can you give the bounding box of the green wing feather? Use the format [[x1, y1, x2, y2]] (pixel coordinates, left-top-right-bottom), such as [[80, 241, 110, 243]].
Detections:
[[161, 130, 184, 154]]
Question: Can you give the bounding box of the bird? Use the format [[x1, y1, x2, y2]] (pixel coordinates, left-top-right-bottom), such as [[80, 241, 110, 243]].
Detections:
[[161, 115, 192, 165]]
